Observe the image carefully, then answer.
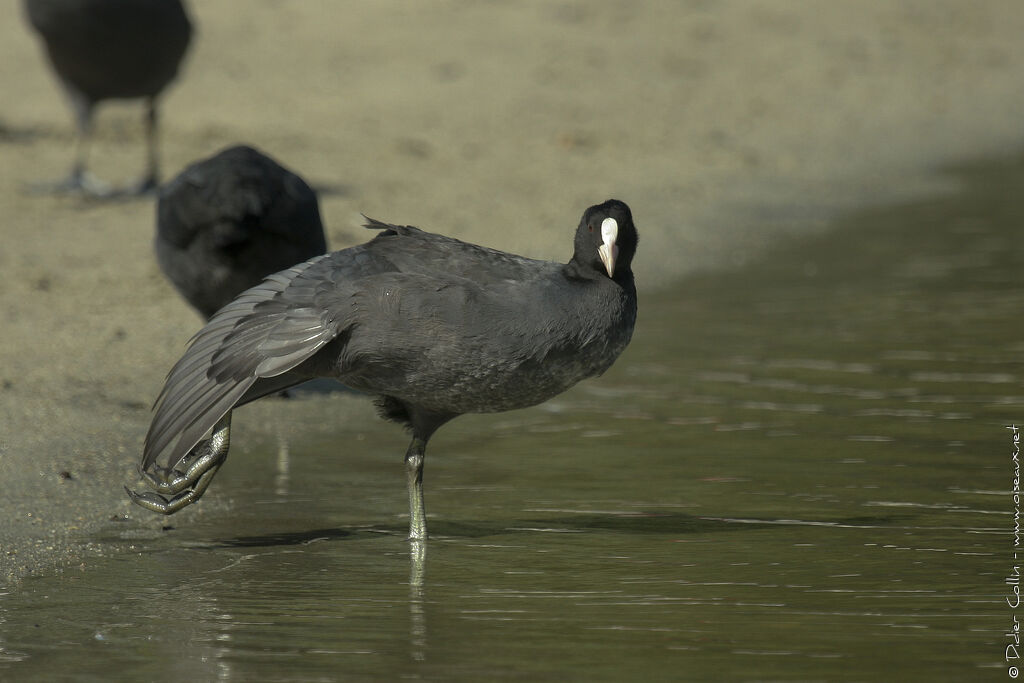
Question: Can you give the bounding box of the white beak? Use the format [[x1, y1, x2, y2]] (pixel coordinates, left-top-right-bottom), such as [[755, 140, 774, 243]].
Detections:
[[597, 217, 619, 277]]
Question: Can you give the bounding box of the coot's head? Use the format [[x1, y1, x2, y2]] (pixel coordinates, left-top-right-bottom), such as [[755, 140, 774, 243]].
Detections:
[[572, 199, 638, 280]]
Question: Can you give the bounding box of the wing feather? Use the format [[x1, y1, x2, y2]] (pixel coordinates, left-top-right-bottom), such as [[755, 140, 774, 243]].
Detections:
[[142, 255, 341, 471]]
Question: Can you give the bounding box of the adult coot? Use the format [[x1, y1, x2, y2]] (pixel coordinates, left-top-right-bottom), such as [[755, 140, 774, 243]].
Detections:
[[23, 0, 193, 195], [127, 199, 639, 540], [156, 145, 328, 319]]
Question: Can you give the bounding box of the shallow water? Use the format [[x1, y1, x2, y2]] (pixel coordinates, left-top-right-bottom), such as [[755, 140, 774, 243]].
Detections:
[[1, 155, 1021, 681]]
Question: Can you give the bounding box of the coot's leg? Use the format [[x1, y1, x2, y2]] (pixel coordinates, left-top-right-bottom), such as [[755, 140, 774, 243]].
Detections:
[[126, 412, 232, 514], [132, 97, 160, 194], [405, 436, 428, 541], [29, 95, 111, 196], [65, 95, 106, 194]]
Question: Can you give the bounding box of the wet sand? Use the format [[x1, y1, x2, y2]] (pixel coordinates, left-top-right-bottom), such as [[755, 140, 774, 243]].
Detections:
[[1, 1, 1023, 579]]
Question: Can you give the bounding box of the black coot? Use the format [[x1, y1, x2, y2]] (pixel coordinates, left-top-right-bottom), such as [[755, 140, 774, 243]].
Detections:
[[156, 145, 327, 319], [128, 199, 639, 540], [23, 0, 192, 195]]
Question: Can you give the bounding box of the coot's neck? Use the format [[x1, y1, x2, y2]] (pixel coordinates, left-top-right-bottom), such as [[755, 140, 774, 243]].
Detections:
[[562, 260, 605, 283], [562, 260, 634, 290]]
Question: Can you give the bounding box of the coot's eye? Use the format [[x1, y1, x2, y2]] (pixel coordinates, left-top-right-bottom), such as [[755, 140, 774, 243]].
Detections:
[[588, 224, 593, 232]]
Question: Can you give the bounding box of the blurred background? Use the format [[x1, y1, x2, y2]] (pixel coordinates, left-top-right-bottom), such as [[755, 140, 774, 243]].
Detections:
[[1, 1, 1023, 679]]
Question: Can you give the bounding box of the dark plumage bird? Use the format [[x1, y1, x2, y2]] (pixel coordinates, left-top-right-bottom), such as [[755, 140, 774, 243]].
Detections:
[[155, 145, 328, 319], [23, 0, 193, 195], [128, 199, 639, 540]]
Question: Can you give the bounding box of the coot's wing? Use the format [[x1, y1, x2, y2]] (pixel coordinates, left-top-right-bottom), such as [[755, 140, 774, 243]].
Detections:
[[142, 253, 343, 472], [143, 218, 552, 473]]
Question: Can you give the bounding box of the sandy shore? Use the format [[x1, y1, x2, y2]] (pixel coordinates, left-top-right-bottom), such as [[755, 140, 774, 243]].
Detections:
[[1, 0, 1023, 579]]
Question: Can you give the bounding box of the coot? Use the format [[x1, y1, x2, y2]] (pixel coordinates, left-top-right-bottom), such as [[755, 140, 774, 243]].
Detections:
[[128, 199, 639, 540], [156, 145, 327, 319], [23, 0, 192, 195]]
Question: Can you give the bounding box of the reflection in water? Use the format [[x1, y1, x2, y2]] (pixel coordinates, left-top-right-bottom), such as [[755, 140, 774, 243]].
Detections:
[[1, 154, 1021, 679], [275, 430, 290, 497], [408, 540, 427, 662], [146, 569, 236, 682], [0, 592, 26, 664]]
